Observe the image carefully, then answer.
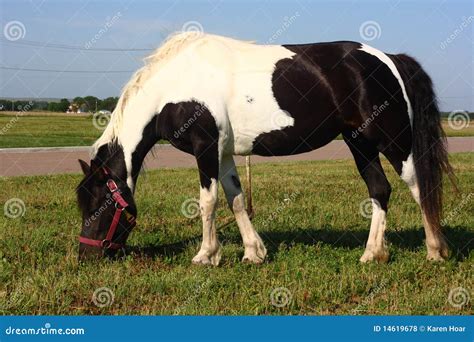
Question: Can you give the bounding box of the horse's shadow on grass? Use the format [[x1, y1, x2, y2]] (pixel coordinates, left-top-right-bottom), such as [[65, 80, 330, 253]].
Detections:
[[256, 225, 473, 261], [128, 235, 199, 259], [128, 224, 473, 262]]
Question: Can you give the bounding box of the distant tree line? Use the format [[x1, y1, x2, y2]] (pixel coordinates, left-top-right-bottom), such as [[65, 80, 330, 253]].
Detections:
[[0, 97, 472, 118], [0, 96, 119, 113]]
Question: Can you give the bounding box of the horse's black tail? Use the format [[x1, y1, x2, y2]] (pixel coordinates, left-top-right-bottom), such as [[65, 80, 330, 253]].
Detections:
[[390, 54, 457, 231]]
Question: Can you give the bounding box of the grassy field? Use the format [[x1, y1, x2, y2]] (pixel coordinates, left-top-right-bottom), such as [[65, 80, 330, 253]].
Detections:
[[0, 112, 473, 148], [0, 153, 472, 315], [0, 113, 100, 148]]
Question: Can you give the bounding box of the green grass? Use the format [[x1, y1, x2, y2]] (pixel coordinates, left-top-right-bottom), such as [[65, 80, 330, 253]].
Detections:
[[0, 154, 472, 315], [0, 114, 472, 148], [0, 114, 101, 148]]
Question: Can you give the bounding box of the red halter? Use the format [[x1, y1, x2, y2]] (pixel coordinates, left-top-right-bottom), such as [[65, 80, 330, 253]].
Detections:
[[79, 169, 136, 250]]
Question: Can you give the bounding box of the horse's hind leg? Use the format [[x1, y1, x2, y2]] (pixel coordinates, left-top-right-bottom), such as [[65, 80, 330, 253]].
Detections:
[[220, 155, 267, 263], [383, 151, 449, 261], [344, 134, 391, 263]]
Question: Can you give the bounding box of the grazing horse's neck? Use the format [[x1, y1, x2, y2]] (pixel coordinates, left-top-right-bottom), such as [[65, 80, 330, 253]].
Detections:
[[93, 143, 128, 184], [127, 119, 161, 189], [94, 115, 161, 192]]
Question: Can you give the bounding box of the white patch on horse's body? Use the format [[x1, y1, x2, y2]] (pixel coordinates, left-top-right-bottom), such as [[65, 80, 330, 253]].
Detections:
[[93, 33, 295, 188], [360, 199, 389, 263], [358, 44, 414, 126], [224, 42, 296, 154]]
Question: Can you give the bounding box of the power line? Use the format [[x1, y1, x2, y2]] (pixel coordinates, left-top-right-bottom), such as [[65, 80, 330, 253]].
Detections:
[[0, 38, 154, 52], [0, 66, 134, 73]]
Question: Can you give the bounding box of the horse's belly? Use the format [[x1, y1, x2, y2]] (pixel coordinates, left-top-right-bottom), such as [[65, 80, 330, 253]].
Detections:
[[252, 127, 340, 156], [228, 103, 296, 155]]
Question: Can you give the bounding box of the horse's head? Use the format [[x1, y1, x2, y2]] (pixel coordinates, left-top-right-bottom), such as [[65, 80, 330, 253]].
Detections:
[[76, 159, 137, 261]]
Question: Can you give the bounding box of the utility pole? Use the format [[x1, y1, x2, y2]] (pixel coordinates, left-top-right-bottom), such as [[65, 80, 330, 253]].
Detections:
[[95, 99, 98, 113]]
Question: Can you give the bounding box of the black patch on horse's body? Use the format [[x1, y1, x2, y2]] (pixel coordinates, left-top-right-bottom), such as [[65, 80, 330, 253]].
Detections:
[[251, 41, 411, 157], [131, 114, 160, 185], [158, 101, 219, 189], [127, 100, 220, 190]]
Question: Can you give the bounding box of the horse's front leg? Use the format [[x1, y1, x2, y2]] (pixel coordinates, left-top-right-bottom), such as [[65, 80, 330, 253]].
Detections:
[[191, 142, 222, 266]]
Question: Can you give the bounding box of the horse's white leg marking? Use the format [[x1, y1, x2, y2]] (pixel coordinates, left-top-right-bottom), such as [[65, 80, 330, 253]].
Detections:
[[219, 156, 267, 263], [192, 178, 222, 266], [360, 199, 389, 263], [401, 154, 448, 261]]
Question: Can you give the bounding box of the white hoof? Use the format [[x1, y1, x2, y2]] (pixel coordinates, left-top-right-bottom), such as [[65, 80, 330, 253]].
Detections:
[[360, 247, 389, 263], [242, 239, 267, 264], [192, 247, 221, 266], [426, 240, 449, 261], [426, 249, 448, 261]]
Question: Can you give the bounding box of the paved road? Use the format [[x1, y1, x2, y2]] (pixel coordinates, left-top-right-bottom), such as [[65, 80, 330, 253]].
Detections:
[[1, 137, 473, 177]]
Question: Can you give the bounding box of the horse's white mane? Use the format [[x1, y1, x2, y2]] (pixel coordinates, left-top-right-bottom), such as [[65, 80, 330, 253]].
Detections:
[[92, 31, 206, 153], [119, 32, 206, 115]]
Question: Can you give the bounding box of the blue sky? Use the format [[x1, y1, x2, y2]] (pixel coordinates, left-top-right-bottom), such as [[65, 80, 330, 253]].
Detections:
[[0, 0, 472, 111]]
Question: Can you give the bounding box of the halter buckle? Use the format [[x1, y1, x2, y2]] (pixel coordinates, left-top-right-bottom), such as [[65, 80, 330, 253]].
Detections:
[[107, 179, 119, 192], [100, 239, 112, 249]]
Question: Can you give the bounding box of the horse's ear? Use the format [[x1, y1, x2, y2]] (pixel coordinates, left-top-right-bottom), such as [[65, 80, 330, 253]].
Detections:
[[78, 159, 90, 175], [90, 160, 106, 182]]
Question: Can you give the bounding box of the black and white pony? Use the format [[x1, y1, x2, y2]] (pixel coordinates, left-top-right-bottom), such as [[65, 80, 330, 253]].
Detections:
[[77, 32, 455, 264]]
